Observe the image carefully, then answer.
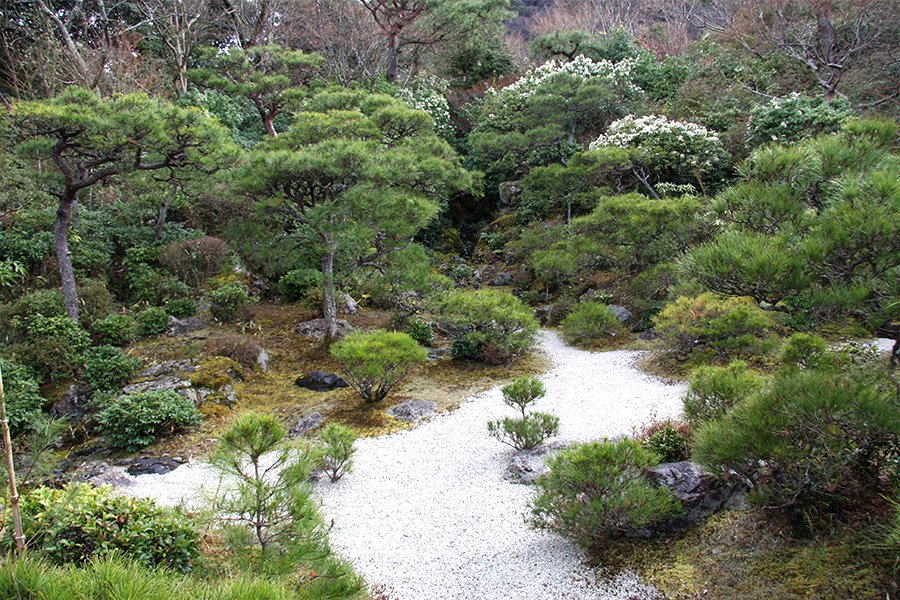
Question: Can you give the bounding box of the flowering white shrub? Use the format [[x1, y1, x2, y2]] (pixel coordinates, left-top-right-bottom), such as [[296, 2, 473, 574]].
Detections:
[[398, 87, 453, 137], [590, 114, 724, 174], [489, 55, 642, 100], [747, 93, 853, 146]]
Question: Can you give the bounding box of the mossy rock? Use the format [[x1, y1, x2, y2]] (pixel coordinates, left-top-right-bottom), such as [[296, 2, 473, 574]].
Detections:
[[188, 357, 243, 390]]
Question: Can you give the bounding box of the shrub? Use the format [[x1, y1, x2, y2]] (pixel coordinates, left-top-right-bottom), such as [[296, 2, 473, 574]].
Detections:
[[560, 302, 625, 346], [278, 268, 323, 302], [546, 296, 576, 327], [81, 345, 141, 393], [682, 360, 764, 424], [499, 376, 547, 415], [693, 367, 900, 530], [654, 293, 777, 360], [778, 332, 828, 369], [75, 278, 119, 328], [488, 412, 560, 451], [9, 314, 90, 382], [136, 306, 170, 336], [127, 263, 192, 306], [319, 423, 357, 482], [529, 438, 682, 545], [406, 318, 434, 347], [92, 313, 139, 346], [209, 281, 253, 323], [747, 93, 853, 148], [98, 390, 200, 451], [331, 330, 427, 403], [639, 419, 692, 463], [441, 289, 538, 364], [204, 333, 262, 369], [0, 359, 44, 436], [163, 298, 196, 318], [158, 235, 228, 287], [4, 483, 199, 571]]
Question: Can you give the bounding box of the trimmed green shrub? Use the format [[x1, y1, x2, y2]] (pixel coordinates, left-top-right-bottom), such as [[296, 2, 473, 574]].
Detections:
[[92, 313, 139, 346], [136, 306, 170, 336], [499, 376, 547, 415], [319, 423, 357, 482], [163, 298, 196, 318], [441, 289, 538, 364], [406, 318, 435, 347], [488, 412, 560, 451], [682, 360, 764, 424], [529, 438, 682, 545], [331, 330, 427, 402], [4, 483, 199, 571], [778, 332, 828, 369], [693, 367, 900, 529], [278, 268, 322, 302], [654, 293, 777, 360], [560, 302, 625, 346], [81, 345, 142, 392], [0, 359, 44, 436], [639, 419, 692, 463], [9, 314, 91, 382], [209, 281, 253, 323], [98, 390, 200, 451]]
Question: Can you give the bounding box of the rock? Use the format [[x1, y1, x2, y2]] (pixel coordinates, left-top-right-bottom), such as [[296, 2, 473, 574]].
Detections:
[[607, 305, 633, 323], [289, 412, 324, 437], [338, 293, 358, 315], [138, 360, 196, 379], [167, 316, 206, 336], [638, 329, 659, 341], [489, 272, 514, 286], [256, 348, 270, 372], [534, 305, 551, 326], [295, 318, 353, 340], [71, 461, 135, 489], [427, 347, 452, 360], [121, 375, 192, 396], [386, 399, 437, 422], [646, 461, 750, 527], [118, 456, 185, 476], [504, 442, 566, 484], [51, 383, 92, 420], [295, 371, 348, 392], [473, 265, 493, 284]]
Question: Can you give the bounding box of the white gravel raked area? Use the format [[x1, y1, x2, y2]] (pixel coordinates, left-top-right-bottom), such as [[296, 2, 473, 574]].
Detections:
[[126, 330, 686, 599]]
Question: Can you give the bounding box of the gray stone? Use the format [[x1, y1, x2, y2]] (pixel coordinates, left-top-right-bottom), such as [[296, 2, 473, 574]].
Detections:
[[167, 316, 206, 336], [295, 318, 353, 339], [646, 461, 750, 526], [295, 371, 348, 392], [489, 272, 514, 286], [138, 360, 196, 379], [338, 293, 358, 315], [427, 347, 452, 360], [473, 265, 493, 284], [290, 412, 324, 437], [51, 383, 92, 420], [256, 348, 270, 372], [504, 442, 566, 484], [71, 461, 135, 489], [386, 399, 437, 422], [607, 305, 633, 323], [121, 376, 192, 396], [118, 456, 184, 476]]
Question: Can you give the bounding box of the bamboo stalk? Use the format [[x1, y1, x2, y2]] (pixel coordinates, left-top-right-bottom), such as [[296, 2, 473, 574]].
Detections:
[[0, 365, 25, 555]]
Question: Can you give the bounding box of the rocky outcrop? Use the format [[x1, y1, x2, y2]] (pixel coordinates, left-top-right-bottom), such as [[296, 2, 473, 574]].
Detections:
[[295, 318, 354, 339], [504, 442, 566, 484], [386, 399, 437, 422], [289, 412, 324, 437], [167, 316, 206, 336], [295, 371, 348, 392], [51, 383, 92, 420]]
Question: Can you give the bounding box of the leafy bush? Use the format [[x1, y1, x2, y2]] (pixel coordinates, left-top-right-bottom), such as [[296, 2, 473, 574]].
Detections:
[[136, 306, 170, 336], [441, 289, 538, 364], [4, 483, 199, 571], [682, 360, 764, 424], [158, 235, 228, 287], [75, 278, 119, 328], [9, 314, 90, 382], [560, 302, 625, 346], [529, 438, 682, 545], [127, 263, 192, 306], [406, 318, 434, 347], [693, 367, 900, 529], [778, 332, 828, 369], [331, 330, 427, 403], [97, 390, 200, 451], [546, 296, 576, 327], [639, 419, 692, 463], [278, 268, 322, 302], [209, 281, 253, 323], [163, 298, 197, 318], [748, 93, 853, 148], [319, 423, 357, 482], [654, 293, 777, 361], [92, 314, 139, 346], [0, 359, 44, 436], [81, 345, 141, 392]]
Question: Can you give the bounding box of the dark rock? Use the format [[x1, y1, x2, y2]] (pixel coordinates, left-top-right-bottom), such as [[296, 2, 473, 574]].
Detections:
[[473, 265, 493, 283], [489, 272, 514, 286], [645, 461, 750, 528], [504, 442, 567, 484], [608, 305, 633, 323], [167, 316, 206, 336], [295, 371, 348, 392], [71, 461, 135, 489], [295, 318, 353, 340], [118, 456, 184, 476], [51, 383, 92, 420], [386, 399, 437, 422], [290, 412, 324, 437], [638, 329, 659, 341], [534, 305, 551, 326]]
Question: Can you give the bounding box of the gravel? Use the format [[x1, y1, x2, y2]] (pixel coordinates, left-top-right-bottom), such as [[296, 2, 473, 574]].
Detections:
[[126, 330, 688, 599]]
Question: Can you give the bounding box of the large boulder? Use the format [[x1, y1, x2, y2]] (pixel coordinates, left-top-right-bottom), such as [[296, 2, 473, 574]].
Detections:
[[295, 371, 348, 392], [295, 318, 353, 340], [607, 305, 633, 323], [386, 399, 437, 422], [644, 461, 750, 529], [167, 316, 206, 336]]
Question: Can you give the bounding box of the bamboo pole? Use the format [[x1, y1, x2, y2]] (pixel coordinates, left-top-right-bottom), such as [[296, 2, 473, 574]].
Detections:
[[0, 365, 25, 555]]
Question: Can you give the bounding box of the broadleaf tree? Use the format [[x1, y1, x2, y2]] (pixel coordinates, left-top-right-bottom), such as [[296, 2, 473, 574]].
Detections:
[[241, 89, 473, 344]]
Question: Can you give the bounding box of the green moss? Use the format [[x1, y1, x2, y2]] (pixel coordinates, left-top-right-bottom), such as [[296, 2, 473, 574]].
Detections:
[[189, 357, 244, 390]]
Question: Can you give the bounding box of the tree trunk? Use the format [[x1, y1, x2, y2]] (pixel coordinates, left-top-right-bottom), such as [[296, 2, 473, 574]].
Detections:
[[386, 35, 399, 83], [154, 184, 178, 241], [55, 195, 79, 322], [321, 247, 338, 346]]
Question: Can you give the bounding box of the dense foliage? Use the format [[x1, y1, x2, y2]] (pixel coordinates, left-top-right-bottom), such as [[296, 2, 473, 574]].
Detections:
[[331, 330, 427, 402], [98, 390, 201, 451]]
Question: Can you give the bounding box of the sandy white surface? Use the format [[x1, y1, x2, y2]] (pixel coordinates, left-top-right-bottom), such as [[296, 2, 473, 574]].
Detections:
[[127, 330, 688, 599]]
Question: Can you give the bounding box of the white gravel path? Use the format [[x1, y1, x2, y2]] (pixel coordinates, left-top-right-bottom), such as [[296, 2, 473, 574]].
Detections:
[[126, 330, 688, 599]]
